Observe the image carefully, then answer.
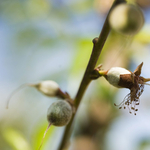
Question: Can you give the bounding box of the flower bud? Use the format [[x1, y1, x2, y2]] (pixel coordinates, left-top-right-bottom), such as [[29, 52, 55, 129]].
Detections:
[[98, 67, 133, 89], [105, 67, 133, 89], [98, 62, 150, 115], [31, 80, 60, 97], [109, 4, 144, 35], [6, 80, 67, 109], [47, 100, 73, 126]]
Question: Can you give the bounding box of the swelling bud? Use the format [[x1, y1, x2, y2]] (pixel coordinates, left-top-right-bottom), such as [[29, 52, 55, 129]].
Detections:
[[109, 4, 144, 35], [38, 100, 73, 150], [47, 100, 73, 126]]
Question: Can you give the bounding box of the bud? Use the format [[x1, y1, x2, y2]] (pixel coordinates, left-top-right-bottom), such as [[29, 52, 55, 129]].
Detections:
[[98, 62, 150, 115], [105, 67, 133, 88], [47, 100, 73, 126], [109, 4, 144, 35], [6, 80, 67, 109], [38, 100, 73, 150], [31, 80, 60, 97]]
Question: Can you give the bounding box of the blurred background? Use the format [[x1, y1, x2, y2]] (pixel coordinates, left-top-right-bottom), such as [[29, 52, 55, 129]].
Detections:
[[0, 0, 150, 150]]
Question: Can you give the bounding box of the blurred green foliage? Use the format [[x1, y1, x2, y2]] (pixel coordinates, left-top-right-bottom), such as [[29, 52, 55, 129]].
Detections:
[[2, 128, 32, 150], [0, 0, 150, 150]]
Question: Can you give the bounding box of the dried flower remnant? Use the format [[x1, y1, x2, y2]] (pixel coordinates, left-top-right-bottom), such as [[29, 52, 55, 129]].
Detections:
[[97, 62, 150, 115], [6, 80, 69, 109]]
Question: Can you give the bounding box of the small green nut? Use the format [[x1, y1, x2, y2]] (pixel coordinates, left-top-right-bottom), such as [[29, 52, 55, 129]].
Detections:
[[109, 4, 144, 36], [47, 100, 73, 126]]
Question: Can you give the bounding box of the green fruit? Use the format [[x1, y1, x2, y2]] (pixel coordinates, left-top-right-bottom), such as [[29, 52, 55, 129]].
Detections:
[[109, 4, 144, 35], [47, 100, 73, 126]]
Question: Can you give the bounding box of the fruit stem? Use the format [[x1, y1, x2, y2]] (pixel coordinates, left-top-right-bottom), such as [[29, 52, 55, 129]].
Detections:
[[38, 123, 51, 150]]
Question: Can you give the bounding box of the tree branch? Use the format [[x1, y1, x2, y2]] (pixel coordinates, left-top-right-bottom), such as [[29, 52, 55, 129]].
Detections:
[[58, 0, 126, 149]]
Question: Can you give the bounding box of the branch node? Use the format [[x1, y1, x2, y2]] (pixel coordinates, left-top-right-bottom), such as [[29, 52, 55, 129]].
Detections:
[[92, 37, 99, 45], [90, 70, 101, 80]]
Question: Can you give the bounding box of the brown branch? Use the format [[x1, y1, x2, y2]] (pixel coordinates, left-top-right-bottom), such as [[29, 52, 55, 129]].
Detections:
[[58, 0, 126, 149]]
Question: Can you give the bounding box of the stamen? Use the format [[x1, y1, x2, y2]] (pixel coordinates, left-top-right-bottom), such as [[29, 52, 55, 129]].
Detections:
[[112, 63, 147, 115], [114, 93, 130, 107], [143, 78, 150, 82], [114, 87, 142, 115], [131, 107, 134, 110], [143, 83, 150, 86], [138, 92, 141, 97], [114, 103, 117, 106]]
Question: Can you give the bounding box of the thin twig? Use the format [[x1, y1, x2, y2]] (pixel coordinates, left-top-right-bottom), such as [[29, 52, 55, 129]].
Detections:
[[58, 0, 126, 149]]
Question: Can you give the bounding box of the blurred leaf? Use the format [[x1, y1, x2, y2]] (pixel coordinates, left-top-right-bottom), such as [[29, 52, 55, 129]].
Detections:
[[0, 0, 50, 21], [26, 0, 50, 18], [39, 37, 56, 48], [71, 39, 92, 75], [14, 27, 43, 48], [134, 29, 150, 44], [95, 79, 118, 103], [138, 139, 150, 150], [0, 0, 27, 22], [2, 128, 31, 150], [71, 0, 93, 13]]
